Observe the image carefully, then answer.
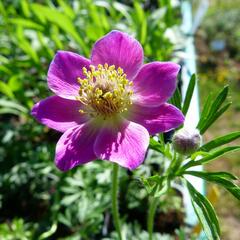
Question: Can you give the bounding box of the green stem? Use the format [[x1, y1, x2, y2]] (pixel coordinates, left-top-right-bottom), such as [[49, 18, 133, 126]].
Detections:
[[111, 163, 122, 240], [166, 153, 183, 179], [147, 197, 159, 240], [171, 154, 183, 176]]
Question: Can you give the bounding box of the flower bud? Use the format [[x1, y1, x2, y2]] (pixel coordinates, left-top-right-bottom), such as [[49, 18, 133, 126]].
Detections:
[[172, 128, 202, 155]]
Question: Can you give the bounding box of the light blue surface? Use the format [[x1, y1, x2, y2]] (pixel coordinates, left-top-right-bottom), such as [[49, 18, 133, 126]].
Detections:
[[180, 0, 208, 235]]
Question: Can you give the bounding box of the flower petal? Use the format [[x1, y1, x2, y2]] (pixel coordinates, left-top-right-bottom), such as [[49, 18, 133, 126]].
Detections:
[[133, 62, 180, 107], [128, 103, 185, 135], [31, 96, 87, 132], [91, 30, 143, 80], [55, 123, 98, 171], [48, 51, 90, 99], [94, 120, 149, 170]]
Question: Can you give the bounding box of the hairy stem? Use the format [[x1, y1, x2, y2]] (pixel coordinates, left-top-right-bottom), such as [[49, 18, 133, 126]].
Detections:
[[112, 163, 122, 240], [147, 197, 159, 240]]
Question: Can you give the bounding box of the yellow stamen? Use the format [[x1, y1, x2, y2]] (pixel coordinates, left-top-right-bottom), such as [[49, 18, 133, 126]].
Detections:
[[76, 64, 133, 118]]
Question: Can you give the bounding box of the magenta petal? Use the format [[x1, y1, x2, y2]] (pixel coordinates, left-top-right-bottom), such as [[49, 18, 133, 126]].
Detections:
[[48, 51, 90, 99], [31, 96, 87, 132], [91, 30, 143, 80], [94, 121, 149, 170], [129, 103, 185, 135], [55, 123, 98, 171], [133, 62, 180, 107]]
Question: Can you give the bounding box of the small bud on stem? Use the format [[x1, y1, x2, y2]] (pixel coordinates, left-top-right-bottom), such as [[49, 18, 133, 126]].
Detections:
[[172, 128, 202, 155]]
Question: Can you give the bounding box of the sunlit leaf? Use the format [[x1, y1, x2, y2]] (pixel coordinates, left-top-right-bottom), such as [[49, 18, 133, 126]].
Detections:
[[186, 181, 220, 240], [9, 18, 44, 31], [182, 74, 196, 115], [200, 131, 240, 151], [0, 81, 15, 99], [184, 171, 240, 200], [149, 138, 164, 153], [169, 87, 182, 110], [31, 3, 88, 54], [39, 223, 57, 240], [197, 86, 230, 134], [0, 99, 28, 113], [180, 146, 240, 171]]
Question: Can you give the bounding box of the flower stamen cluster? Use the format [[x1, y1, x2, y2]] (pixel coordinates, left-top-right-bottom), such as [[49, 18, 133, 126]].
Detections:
[[76, 63, 133, 119]]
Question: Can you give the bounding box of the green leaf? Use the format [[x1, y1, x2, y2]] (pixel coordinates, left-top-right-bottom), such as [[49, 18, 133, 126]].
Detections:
[[39, 223, 57, 240], [134, 2, 144, 23], [20, 0, 31, 17], [0, 65, 12, 75], [199, 146, 240, 165], [50, 25, 63, 49], [182, 74, 196, 115], [9, 18, 44, 31], [169, 87, 182, 110], [190, 151, 210, 160], [37, 31, 54, 58], [180, 146, 240, 171], [197, 86, 229, 133], [0, 99, 28, 113], [0, 1, 6, 17], [57, 0, 75, 19], [186, 181, 220, 240], [61, 193, 81, 206], [113, 2, 132, 24], [133, 2, 147, 44], [0, 108, 21, 115], [149, 138, 164, 153], [31, 3, 88, 54], [84, 0, 104, 38], [200, 131, 240, 151], [142, 175, 168, 197], [226, 187, 240, 201], [184, 171, 240, 200], [206, 85, 229, 120], [140, 17, 147, 45], [8, 75, 22, 92], [200, 102, 231, 134], [184, 170, 238, 180], [0, 81, 15, 99], [197, 93, 213, 129], [153, 181, 168, 197], [209, 85, 229, 117], [16, 26, 39, 64]]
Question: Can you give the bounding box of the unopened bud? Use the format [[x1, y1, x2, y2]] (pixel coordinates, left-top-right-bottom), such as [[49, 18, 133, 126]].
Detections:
[[172, 128, 202, 155]]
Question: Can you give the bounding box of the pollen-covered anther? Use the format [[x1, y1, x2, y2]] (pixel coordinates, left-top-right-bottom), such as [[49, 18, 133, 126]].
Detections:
[[76, 64, 133, 118]]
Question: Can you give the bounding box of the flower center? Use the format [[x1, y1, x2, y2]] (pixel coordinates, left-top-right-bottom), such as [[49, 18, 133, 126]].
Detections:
[[76, 63, 133, 119]]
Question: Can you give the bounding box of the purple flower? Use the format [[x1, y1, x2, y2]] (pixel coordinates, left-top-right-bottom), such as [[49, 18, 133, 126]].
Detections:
[[32, 30, 184, 171]]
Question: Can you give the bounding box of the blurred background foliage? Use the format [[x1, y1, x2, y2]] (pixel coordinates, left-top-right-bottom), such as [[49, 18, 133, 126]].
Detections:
[[196, 0, 240, 239], [0, 0, 186, 239]]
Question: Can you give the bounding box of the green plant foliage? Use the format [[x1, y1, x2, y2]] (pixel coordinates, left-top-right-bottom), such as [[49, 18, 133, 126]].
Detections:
[[169, 87, 182, 110], [179, 146, 240, 172], [0, 1, 182, 238], [182, 74, 196, 115], [184, 171, 240, 200], [200, 131, 240, 151], [0, 218, 35, 240], [1, 1, 240, 240], [186, 181, 220, 240], [197, 85, 230, 134]]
